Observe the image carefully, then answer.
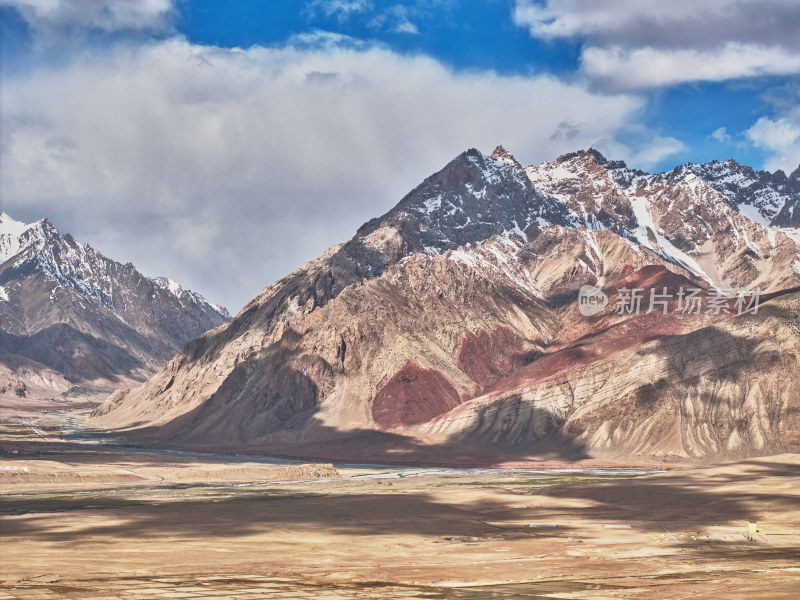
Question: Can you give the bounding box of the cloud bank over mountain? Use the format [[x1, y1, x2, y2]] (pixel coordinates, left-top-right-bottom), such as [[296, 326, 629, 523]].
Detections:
[[1, 0, 797, 310]]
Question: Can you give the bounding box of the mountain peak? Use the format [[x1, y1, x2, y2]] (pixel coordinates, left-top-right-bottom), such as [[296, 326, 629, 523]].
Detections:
[[583, 148, 608, 163], [1, 212, 229, 320], [154, 276, 185, 298], [551, 148, 631, 174], [0, 212, 31, 235], [91, 145, 800, 464], [556, 148, 606, 166], [1, 212, 231, 390], [490, 145, 522, 169], [1, 212, 45, 264]]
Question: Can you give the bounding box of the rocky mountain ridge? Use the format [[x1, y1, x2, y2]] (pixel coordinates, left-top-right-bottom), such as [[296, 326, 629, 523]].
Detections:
[[92, 147, 800, 464], [0, 212, 230, 400]]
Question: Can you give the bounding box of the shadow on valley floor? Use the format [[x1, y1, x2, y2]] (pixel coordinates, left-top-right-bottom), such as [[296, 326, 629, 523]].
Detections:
[[100, 420, 593, 468], [3, 458, 798, 544], [0, 490, 570, 542], [535, 458, 800, 524]]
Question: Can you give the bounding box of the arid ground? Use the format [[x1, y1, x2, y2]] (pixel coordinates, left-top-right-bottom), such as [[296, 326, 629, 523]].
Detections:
[[1, 398, 799, 599]]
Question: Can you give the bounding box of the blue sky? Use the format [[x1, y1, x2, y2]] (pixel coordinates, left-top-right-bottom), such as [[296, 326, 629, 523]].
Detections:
[[1, 0, 799, 310], [178, 1, 580, 73], [171, 1, 785, 170]]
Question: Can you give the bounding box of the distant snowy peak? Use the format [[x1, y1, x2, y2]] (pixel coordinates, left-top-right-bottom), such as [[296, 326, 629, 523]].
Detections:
[[0, 212, 229, 320], [0, 212, 56, 264], [490, 145, 523, 169], [154, 276, 185, 297], [518, 148, 800, 291], [0, 213, 231, 386], [522, 148, 800, 233], [553, 148, 633, 173], [661, 159, 800, 227], [154, 276, 230, 317], [0, 211, 30, 240], [523, 149, 643, 235], [524, 149, 646, 193], [364, 148, 577, 256]]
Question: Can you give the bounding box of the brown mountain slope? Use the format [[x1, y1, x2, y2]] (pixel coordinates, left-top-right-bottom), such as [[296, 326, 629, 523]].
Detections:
[[93, 233, 736, 459], [418, 284, 800, 462], [93, 147, 800, 464]]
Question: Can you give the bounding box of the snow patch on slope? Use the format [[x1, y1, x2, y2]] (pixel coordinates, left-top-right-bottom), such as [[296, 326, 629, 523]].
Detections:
[[448, 237, 540, 298], [155, 277, 184, 298], [0, 212, 42, 263], [737, 203, 771, 228], [628, 193, 713, 284]]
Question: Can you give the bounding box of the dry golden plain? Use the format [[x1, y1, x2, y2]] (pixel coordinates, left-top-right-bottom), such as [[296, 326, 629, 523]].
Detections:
[[1, 407, 799, 600]]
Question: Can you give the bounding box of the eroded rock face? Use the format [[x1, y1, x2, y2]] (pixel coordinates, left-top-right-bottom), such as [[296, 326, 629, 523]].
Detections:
[[457, 327, 540, 392], [372, 362, 462, 429], [420, 286, 800, 462], [93, 148, 800, 463]]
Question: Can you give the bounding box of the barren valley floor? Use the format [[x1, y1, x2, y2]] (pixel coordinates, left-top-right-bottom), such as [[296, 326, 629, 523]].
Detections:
[[1, 400, 799, 599]]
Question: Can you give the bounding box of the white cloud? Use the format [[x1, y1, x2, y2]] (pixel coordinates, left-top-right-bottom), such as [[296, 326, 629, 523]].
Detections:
[[386, 5, 420, 35], [367, 4, 421, 35], [286, 29, 368, 50], [514, 0, 699, 39], [1, 0, 175, 34], [580, 125, 685, 171], [580, 43, 800, 91], [746, 108, 800, 173], [513, 0, 800, 46], [306, 0, 372, 22], [711, 127, 732, 143], [513, 0, 800, 89], [1, 36, 675, 311], [628, 136, 686, 169], [392, 19, 419, 35]]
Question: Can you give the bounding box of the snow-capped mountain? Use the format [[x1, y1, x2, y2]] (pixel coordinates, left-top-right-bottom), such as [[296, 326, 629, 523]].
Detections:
[[358, 147, 580, 257], [94, 147, 800, 464], [0, 212, 229, 398], [523, 149, 800, 292], [681, 159, 800, 227]]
